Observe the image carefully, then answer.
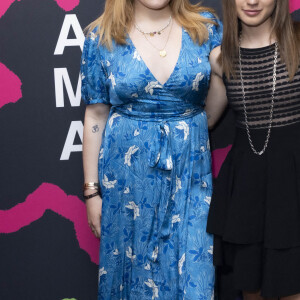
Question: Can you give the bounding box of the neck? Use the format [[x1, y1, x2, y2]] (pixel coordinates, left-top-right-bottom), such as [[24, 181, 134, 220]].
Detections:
[[241, 18, 275, 48], [134, 2, 171, 28]]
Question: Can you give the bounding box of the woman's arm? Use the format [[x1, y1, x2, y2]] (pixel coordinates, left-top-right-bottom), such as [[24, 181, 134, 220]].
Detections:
[[83, 103, 110, 238], [206, 46, 228, 130]]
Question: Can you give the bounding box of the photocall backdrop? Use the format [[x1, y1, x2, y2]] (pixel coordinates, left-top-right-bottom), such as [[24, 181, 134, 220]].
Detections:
[[0, 0, 299, 299]]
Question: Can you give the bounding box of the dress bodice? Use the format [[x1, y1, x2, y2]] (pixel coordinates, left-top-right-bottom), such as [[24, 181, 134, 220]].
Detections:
[[80, 12, 222, 120], [225, 44, 300, 129]]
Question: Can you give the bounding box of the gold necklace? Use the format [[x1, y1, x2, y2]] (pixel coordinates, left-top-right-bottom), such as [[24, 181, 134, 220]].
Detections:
[[142, 18, 173, 58], [134, 16, 172, 37]]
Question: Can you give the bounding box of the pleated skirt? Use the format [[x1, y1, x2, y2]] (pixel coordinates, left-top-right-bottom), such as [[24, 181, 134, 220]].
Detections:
[[207, 122, 300, 298]]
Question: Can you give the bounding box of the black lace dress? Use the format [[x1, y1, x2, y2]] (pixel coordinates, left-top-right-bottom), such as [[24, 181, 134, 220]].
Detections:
[[207, 44, 300, 298]]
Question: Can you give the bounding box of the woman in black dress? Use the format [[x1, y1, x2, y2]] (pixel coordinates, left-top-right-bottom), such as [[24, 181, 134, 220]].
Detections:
[[205, 0, 300, 299]]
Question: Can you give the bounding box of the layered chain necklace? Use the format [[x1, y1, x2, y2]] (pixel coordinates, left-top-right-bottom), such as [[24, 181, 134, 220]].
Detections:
[[134, 16, 173, 58], [238, 36, 278, 156], [135, 15, 172, 37]]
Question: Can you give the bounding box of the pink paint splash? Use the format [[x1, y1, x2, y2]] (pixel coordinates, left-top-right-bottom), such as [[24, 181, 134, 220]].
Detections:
[[0, 183, 100, 264], [211, 145, 232, 178], [0, 0, 79, 18], [0, 148, 232, 265], [55, 0, 79, 11], [290, 0, 300, 12], [0, 63, 22, 109], [0, 0, 17, 19]]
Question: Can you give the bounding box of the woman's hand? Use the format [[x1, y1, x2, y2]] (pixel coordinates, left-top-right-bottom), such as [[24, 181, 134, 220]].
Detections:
[[86, 195, 102, 238]]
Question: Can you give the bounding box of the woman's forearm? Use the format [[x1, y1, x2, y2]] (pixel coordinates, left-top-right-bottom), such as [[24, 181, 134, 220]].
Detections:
[[206, 46, 228, 130], [83, 104, 111, 185], [205, 73, 228, 130]]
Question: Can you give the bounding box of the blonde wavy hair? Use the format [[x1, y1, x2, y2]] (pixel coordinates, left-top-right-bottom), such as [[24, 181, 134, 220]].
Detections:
[[86, 0, 217, 49]]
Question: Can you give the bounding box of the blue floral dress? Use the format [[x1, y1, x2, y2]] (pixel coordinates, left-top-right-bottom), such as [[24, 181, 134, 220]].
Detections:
[[81, 12, 222, 300]]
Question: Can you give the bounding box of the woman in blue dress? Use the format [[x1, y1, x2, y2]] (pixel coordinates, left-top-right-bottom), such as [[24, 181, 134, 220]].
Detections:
[[81, 0, 222, 299]]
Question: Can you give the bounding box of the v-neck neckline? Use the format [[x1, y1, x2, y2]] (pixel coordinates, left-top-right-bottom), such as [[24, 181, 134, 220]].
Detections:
[[127, 27, 184, 87]]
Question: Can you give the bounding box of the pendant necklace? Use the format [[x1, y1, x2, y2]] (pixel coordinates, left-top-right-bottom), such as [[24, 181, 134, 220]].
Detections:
[[137, 17, 173, 58]]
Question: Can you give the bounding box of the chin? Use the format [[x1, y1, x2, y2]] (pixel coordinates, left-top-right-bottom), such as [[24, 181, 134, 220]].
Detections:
[[240, 15, 271, 27], [236, 0, 276, 29], [137, 0, 170, 10]]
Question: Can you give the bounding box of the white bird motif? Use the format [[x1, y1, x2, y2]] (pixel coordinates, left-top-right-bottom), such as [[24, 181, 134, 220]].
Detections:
[[207, 139, 211, 150], [144, 279, 159, 299], [192, 72, 204, 91], [102, 174, 117, 189], [90, 31, 96, 41], [125, 201, 140, 220], [155, 152, 161, 164], [178, 253, 185, 275], [144, 263, 151, 270], [99, 148, 104, 160], [145, 81, 163, 95], [98, 267, 107, 283], [163, 124, 170, 135], [176, 176, 182, 193], [80, 72, 85, 80], [183, 109, 193, 116], [108, 72, 116, 89], [124, 187, 130, 194], [127, 104, 133, 111], [134, 129, 140, 136], [120, 284, 124, 291], [132, 93, 138, 98], [202, 181, 208, 188], [208, 245, 213, 255], [198, 57, 202, 64], [124, 145, 139, 166], [166, 156, 173, 170], [172, 214, 181, 225], [205, 196, 211, 205], [152, 246, 159, 262], [133, 50, 141, 61], [176, 121, 189, 140], [172, 176, 182, 200], [113, 249, 120, 255], [108, 113, 121, 128], [106, 60, 111, 67], [206, 23, 214, 35], [126, 246, 136, 262], [82, 59, 86, 65]]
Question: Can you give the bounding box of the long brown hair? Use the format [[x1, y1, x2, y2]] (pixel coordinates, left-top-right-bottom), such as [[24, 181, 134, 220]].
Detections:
[[86, 0, 218, 49], [221, 0, 300, 80]]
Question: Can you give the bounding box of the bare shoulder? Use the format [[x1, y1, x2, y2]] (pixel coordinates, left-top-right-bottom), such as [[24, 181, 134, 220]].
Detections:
[[209, 46, 222, 78], [210, 45, 221, 59]]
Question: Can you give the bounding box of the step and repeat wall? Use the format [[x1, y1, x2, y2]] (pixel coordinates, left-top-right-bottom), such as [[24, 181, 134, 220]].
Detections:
[[0, 0, 299, 299]]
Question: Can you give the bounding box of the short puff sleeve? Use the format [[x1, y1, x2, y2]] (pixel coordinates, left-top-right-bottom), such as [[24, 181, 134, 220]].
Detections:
[[201, 12, 223, 51], [80, 32, 110, 105]]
